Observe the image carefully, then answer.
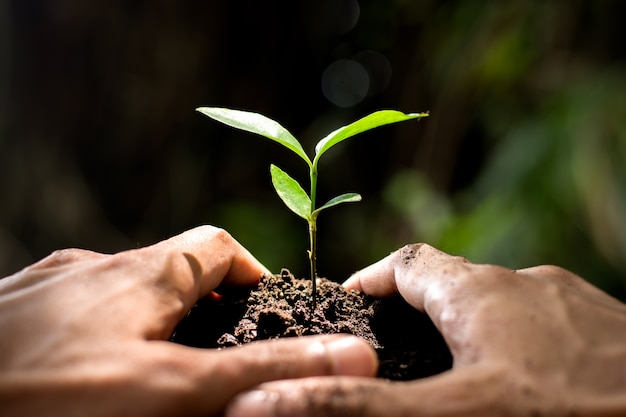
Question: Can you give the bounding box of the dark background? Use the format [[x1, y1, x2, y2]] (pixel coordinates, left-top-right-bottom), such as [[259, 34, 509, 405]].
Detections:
[[2, 1, 626, 299]]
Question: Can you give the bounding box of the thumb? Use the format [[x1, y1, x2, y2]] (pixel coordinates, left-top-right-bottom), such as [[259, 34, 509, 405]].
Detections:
[[165, 334, 378, 415], [217, 334, 378, 380]]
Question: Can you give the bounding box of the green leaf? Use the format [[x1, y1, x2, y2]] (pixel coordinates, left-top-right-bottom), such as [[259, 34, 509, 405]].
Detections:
[[313, 110, 429, 167], [197, 107, 312, 167], [312, 193, 362, 218], [270, 164, 311, 221]]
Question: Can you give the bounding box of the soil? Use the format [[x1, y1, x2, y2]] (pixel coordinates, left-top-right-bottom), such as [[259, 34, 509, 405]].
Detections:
[[171, 269, 452, 381]]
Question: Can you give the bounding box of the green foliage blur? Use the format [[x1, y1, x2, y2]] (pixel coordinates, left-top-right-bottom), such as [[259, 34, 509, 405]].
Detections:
[[1, 1, 625, 299]]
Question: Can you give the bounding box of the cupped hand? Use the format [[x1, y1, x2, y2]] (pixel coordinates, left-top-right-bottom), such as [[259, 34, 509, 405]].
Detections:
[[0, 226, 377, 417], [226, 243, 626, 417]]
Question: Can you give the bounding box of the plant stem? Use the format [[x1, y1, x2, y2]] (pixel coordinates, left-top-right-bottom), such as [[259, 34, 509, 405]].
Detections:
[[309, 167, 318, 312], [308, 220, 317, 312]]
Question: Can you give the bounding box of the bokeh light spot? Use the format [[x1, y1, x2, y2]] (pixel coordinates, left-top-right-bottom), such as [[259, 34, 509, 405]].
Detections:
[[321, 59, 369, 108]]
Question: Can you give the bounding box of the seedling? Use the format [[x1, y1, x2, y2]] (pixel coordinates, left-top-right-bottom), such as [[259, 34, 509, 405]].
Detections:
[[197, 107, 428, 310]]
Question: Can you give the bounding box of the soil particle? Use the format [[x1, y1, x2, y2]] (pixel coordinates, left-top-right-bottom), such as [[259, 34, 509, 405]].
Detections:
[[171, 270, 452, 380]]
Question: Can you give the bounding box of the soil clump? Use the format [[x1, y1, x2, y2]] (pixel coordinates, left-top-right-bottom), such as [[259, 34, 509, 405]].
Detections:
[[171, 269, 452, 380]]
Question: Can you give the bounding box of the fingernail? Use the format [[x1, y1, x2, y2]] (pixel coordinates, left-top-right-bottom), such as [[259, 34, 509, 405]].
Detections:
[[341, 274, 359, 290], [323, 336, 378, 377], [225, 390, 276, 417]]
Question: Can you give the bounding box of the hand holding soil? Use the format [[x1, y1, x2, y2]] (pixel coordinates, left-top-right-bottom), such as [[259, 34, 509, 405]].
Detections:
[[226, 243, 626, 417], [0, 226, 376, 417], [4, 227, 626, 417]]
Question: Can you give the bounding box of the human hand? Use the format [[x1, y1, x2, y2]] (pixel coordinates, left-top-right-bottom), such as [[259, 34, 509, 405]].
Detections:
[[225, 243, 626, 416], [0, 225, 377, 417]]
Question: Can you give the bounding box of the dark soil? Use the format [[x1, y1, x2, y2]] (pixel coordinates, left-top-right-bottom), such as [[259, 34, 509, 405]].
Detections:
[[171, 269, 452, 380]]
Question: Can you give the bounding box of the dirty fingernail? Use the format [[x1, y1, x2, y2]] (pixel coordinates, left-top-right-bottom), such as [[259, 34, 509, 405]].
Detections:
[[226, 390, 276, 417], [324, 336, 378, 377]]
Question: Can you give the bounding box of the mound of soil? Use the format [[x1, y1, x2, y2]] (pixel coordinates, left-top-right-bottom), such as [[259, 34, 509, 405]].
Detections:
[[171, 269, 452, 380]]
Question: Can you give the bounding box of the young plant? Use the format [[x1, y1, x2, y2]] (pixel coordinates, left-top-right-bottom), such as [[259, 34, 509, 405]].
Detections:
[[197, 107, 428, 310]]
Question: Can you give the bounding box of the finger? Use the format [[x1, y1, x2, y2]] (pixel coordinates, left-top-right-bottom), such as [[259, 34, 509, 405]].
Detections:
[[343, 251, 398, 297], [344, 243, 472, 311], [0, 335, 374, 417], [158, 334, 378, 415], [66, 226, 271, 339], [137, 225, 271, 299], [162, 225, 271, 286], [225, 365, 535, 417]]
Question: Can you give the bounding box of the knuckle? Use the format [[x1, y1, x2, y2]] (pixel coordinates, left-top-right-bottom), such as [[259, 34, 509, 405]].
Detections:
[[452, 255, 471, 264], [33, 248, 96, 269], [171, 225, 235, 252], [395, 242, 428, 265], [525, 264, 571, 279], [188, 225, 237, 251], [212, 226, 234, 244], [396, 243, 472, 269], [194, 225, 231, 241], [49, 248, 83, 262], [398, 242, 428, 256], [518, 264, 588, 292]]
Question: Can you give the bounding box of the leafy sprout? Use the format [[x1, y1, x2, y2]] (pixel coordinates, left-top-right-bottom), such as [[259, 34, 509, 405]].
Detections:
[[197, 107, 428, 310]]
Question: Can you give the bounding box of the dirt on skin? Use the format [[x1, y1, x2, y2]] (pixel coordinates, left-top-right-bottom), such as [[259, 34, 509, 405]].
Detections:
[[171, 269, 452, 380]]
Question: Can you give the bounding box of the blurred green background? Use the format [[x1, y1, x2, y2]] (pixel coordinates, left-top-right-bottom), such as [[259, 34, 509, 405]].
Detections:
[[2, 1, 626, 299]]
